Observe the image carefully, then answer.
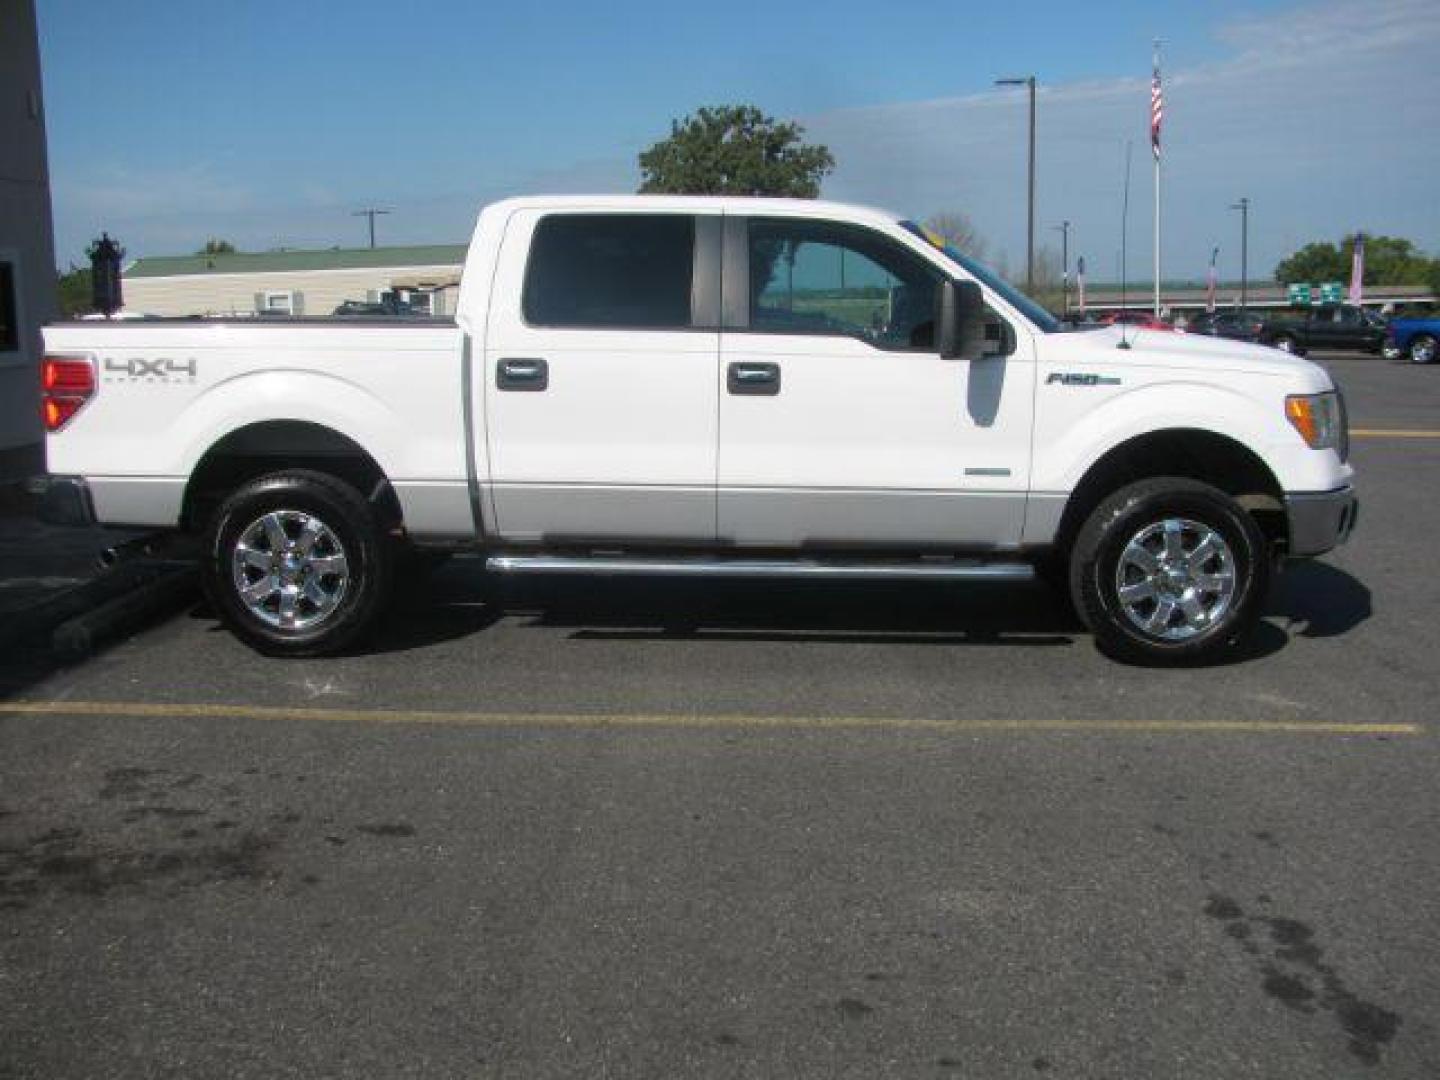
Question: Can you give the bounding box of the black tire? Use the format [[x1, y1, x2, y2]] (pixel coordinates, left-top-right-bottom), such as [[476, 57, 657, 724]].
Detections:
[[1410, 334, 1438, 365], [201, 470, 394, 656], [1069, 478, 1271, 665]]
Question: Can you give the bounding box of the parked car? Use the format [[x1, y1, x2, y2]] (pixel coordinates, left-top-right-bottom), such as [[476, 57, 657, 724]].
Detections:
[[1383, 314, 1440, 364], [1098, 311, 1179, 332], [332, 296, 421, 319], [1187, 309, 1264, 343], [35, 195, 1356, 665], [1258, 305, 1386, 356]]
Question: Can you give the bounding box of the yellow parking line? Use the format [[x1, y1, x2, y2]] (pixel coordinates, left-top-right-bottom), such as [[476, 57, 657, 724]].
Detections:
[[0, 699, 1420, 736], [1350, 429, 1440, 439]]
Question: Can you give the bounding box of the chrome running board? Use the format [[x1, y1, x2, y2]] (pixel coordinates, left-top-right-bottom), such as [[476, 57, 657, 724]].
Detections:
[[485, 554, 1035, 582]]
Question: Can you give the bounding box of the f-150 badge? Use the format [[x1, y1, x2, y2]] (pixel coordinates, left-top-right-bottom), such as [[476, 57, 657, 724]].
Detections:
[[1046, 372, 1121, 386]]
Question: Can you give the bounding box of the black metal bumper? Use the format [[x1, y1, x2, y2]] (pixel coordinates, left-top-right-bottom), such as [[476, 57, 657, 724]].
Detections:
[[30, 475, 97, 528], [1285, 486, 1357, 557]]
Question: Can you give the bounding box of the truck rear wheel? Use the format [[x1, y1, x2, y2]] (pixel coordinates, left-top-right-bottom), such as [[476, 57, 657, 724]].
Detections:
[[202, 470, 393, 656], [1069, 478, 1270, 665]]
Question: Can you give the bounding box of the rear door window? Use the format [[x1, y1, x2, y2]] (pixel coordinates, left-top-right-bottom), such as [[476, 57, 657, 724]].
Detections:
[[523, 214, 695, 329]]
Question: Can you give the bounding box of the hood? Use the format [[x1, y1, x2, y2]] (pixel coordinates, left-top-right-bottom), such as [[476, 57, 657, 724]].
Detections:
[[1047, 325, 1332, 385]]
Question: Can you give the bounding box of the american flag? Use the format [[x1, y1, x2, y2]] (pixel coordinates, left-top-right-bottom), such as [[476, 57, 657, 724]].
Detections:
[[1150, 63, 1164, 161]]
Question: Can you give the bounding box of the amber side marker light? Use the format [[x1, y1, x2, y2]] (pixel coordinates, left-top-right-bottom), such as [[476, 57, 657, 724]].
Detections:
[[41, 356, 96, 432], [1284, 392, 1340, 451]]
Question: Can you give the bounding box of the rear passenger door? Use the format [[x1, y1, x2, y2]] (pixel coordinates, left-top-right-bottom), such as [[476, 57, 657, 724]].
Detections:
[[483, 210, 720, 543]]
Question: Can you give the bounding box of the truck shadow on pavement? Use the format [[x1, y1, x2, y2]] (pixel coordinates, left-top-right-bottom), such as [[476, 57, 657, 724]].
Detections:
[[0, 557, 1374, 695], [367, 556, 1372, 661]]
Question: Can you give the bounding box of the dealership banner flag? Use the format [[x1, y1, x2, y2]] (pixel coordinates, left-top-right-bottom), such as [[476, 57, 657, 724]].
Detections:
[[1348, 233, 1365, 305], [1077, 256, 1086, 313], [1206, 247, 1218, 314]]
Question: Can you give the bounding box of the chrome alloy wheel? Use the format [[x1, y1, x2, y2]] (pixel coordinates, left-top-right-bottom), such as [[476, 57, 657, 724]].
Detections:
[[231, 510, 349, 630], [1114, 517, 1237, 641]]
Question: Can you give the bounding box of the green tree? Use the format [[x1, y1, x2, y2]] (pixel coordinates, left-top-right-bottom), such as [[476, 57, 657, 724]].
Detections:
[[56, 264, 93, 317], [638, 105, 835, 197], [1276, 234, 1431, 286], [197, 238, 236, 255], [1275, 242, 1345, 286]]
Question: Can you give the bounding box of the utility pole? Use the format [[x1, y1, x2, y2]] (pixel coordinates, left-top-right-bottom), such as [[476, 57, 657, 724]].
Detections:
[[995, 75, 1037, 293], [1054, 220, 1070, 316], [1230, 197, 1250, 310], [352, 208, 391, 250]]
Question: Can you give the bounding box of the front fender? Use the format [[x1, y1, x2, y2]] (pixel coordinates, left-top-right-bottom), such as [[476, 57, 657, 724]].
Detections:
[[1032, 380, 1288, 493]]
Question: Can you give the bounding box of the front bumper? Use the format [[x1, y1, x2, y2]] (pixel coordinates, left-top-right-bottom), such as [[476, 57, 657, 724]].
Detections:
[[29, 475, 97, 528], [1285, 486, 1357, 557]]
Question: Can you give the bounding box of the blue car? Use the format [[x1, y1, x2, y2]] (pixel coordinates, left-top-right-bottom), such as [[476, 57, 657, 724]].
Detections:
[[1385, 315, 1440, 364]]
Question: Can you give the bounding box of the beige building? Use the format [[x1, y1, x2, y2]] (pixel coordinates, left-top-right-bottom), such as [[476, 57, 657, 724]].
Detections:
[[0, 0, 58, 480], [123, 245, 468, 319]]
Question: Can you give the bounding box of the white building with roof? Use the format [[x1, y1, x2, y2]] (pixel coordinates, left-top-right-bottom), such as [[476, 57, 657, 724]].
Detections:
[[122, 244, 468, 319]]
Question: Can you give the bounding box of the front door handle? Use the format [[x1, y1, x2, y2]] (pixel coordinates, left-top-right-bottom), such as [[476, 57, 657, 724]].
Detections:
[[497, 357, 548, 391], [727, 361, 781, 396]]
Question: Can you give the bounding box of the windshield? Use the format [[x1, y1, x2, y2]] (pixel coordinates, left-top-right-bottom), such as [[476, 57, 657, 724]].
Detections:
[[900, 220, 1062, 333]]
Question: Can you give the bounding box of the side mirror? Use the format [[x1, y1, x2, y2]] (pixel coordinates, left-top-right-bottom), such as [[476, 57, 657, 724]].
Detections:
[[936, 279, 986, 359]]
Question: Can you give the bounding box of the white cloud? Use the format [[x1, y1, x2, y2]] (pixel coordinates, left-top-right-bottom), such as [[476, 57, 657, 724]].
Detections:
[[807, 0, 1440, 280]]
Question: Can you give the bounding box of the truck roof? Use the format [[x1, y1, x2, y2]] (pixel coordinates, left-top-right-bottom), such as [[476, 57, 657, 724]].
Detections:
[[479, 194, 906, 230]]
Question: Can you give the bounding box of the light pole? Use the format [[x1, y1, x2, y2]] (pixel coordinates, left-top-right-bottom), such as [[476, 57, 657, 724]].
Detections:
[[1230, 197, 1250, 310], [1054, 220, 1070, 316], [996, 75, 1037, 293]]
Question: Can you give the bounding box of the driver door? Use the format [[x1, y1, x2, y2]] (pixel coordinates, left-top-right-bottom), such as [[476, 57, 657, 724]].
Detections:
[[716, 216, 1034, 549]]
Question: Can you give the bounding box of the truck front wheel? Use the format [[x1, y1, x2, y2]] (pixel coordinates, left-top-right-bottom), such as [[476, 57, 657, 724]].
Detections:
[[202, 470, 393, 656], [1069, 478, 1271, 665]]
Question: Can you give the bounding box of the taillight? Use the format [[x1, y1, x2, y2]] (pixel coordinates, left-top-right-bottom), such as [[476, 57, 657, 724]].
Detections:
[[41, 356, 96, 432]]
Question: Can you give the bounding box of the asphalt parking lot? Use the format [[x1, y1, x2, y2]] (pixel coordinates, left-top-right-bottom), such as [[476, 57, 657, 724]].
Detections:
[[2, 352, 1437, 1078]]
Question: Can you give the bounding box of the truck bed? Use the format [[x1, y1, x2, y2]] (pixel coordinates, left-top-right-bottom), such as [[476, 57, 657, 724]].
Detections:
[[43, 319, 472, 536]]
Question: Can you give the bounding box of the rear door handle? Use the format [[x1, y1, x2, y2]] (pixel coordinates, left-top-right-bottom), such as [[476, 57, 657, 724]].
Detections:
[[727, 361, 781, 396], [497, 357, 548, 391]]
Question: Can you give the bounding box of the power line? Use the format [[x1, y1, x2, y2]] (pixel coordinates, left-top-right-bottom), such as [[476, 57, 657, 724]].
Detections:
[[352, 208, 391, 249]]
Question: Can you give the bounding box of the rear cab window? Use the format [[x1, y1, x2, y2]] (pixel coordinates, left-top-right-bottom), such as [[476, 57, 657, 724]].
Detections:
[[523, 214, 695, 329]]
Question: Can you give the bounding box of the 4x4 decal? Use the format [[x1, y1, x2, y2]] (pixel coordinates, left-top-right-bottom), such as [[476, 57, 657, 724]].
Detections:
[[103, 357, 198, 382]]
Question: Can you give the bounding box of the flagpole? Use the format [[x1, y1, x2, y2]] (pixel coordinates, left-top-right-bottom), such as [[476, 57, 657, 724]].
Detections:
[[1152, 40, 1162, 318]]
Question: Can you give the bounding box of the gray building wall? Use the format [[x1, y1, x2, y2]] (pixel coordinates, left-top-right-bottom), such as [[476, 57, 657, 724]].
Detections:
[[0, 0, 58, 480]]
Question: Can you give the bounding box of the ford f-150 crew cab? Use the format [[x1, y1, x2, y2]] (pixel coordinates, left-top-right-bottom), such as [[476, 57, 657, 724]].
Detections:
[[36, 196, 1357, 663]]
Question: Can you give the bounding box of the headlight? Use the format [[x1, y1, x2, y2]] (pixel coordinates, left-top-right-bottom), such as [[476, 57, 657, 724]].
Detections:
[[1285, 391, 1343, 452]]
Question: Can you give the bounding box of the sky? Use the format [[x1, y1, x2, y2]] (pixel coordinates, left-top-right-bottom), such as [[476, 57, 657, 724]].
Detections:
[[35, 0, 1440, 284]]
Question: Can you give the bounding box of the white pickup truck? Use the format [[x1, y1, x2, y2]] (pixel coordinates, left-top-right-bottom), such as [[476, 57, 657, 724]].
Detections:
[[36, 195, 1356, 663]]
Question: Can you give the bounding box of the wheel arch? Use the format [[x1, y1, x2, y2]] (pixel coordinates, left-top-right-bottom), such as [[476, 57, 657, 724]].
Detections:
[[182, 420, 402, 533], [1049, 428, 1287, 559]]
